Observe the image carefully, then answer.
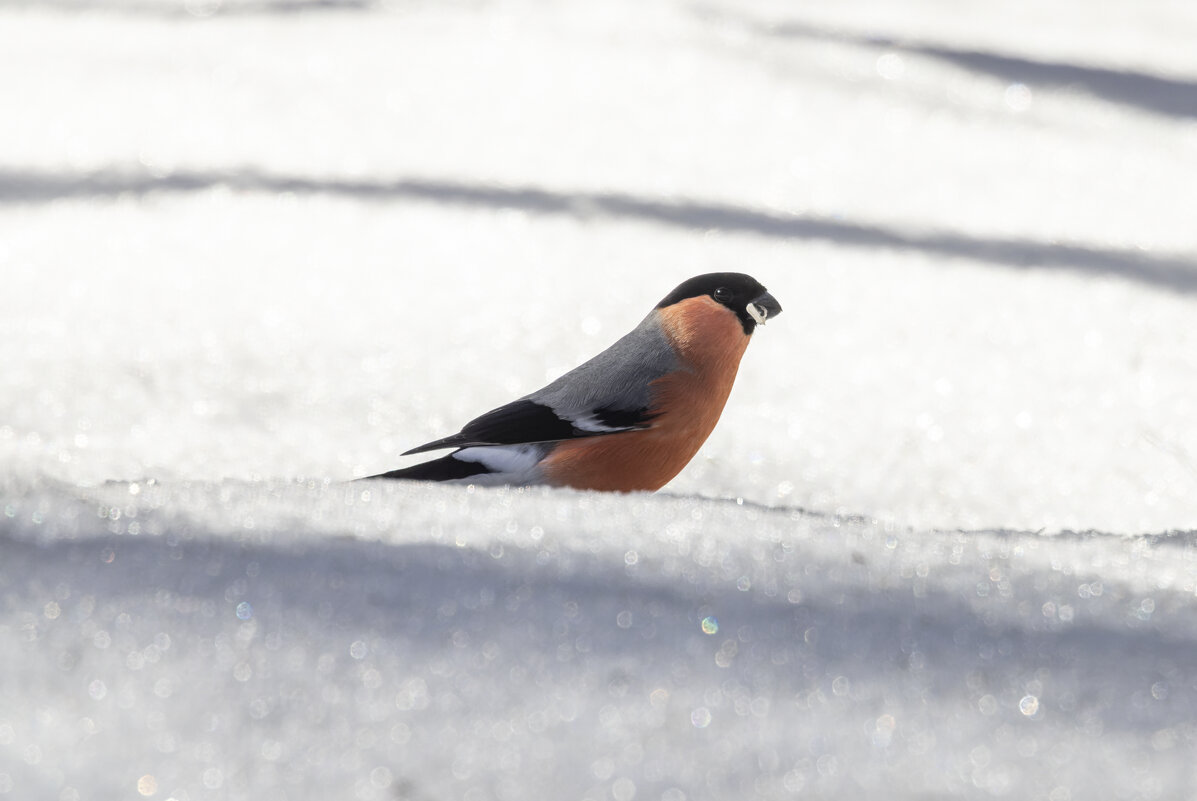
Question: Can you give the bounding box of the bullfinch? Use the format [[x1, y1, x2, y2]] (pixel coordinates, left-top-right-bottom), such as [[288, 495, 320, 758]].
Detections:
[[368, 272, 781, 492]]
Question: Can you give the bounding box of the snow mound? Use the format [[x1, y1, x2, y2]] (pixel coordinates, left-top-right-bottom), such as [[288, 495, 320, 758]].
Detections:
[[4, 479, 1197, 799]]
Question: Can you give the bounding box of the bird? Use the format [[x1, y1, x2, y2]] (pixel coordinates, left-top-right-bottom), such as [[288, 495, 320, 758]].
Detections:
[[368, 272, 781, 492]]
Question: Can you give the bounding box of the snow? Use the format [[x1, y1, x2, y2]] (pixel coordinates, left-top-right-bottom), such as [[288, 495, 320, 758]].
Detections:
[[8, 482, 1197, 800], [3, 0, 1197, 797]]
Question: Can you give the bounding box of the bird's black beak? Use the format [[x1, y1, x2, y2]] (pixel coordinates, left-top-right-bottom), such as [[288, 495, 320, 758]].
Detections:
[[746, 291, 782, 327]]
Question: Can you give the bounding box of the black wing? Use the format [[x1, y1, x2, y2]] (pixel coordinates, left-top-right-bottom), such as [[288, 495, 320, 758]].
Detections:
[[402, 398, 656, 456]]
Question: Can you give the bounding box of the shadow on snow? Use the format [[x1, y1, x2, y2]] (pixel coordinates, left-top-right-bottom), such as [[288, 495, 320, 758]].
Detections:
[[4, 519, 1197, 738], [721, 13, 1197, 121], [4, 166, 1196, 295]]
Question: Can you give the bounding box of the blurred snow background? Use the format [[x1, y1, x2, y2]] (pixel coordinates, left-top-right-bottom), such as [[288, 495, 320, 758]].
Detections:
[[3, 0, 1197, 798]]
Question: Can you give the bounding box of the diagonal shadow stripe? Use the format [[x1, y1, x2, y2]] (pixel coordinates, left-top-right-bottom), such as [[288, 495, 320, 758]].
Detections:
[[731, 14, 1197, 120], [0, 0, 374, 15], [3, 167, 1196, 293]]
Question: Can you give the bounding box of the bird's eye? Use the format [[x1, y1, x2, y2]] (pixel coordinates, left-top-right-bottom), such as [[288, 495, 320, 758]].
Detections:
[[713, 287, 733, 303]]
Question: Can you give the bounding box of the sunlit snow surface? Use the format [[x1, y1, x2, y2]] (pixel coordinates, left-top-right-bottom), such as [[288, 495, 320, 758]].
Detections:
[[9, 480, 1197, 800], [4, 0, 1197, 797]]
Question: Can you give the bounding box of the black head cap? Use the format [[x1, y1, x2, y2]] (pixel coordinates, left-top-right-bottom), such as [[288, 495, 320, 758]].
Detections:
[[656, 272, 781, 335]]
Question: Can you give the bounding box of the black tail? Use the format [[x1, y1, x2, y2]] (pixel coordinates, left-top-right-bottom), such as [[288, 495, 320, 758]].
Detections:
[[364, 451, 491, 482]]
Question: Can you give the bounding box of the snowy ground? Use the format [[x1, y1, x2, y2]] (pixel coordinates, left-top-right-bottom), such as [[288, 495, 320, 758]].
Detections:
[[3, 0, 1197, 798]]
